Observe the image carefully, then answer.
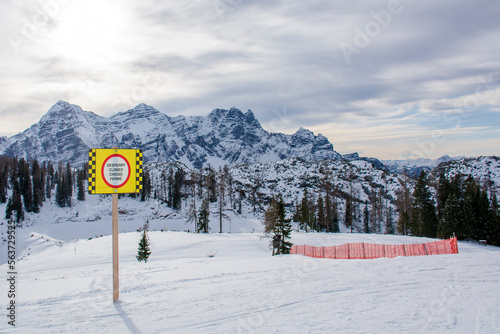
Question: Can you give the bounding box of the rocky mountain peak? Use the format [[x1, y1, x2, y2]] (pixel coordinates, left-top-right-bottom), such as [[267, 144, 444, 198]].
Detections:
[[1, 101, 342, 168], [40, 100, 83, 123]]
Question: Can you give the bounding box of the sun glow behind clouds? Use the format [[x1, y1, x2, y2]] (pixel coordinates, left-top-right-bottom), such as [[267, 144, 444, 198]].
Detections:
[[51, 0, 129, 67]]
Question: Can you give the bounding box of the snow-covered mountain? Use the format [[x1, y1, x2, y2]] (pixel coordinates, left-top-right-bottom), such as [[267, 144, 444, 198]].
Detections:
[[0, 101, 341, 168], [382, 155, 458, 178], [431, 156, 500, 196]]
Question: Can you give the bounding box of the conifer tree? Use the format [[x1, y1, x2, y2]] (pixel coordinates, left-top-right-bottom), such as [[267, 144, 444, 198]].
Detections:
[[363, 205, 370, 233], [396, 172, 413, 235], [55, 173, 67, 208], [136, 230, 151, 263], [385, 206, 395, 234], [437, 193, 462, 239], [77, 167, 86, 201], [5, 181, 24, 224], [0, 165, 8, 204], [490, 195, 500, 246], [31, 159, 44, 213], [65, 162, 73, 207], [274, 196, 293, 254], [297, 189, 311, 232], [316, 196, 325, 231], [45, 162, 55, 200], [409, 171, 438, 237], [206, 166, 217, 203], [345, 195, 353, 232], [265, 195, 293, 254], [198, 198, 210, 233], [327, 194, 340, 233], [18, 158, 34, 212], [140, 168, 151, 202]]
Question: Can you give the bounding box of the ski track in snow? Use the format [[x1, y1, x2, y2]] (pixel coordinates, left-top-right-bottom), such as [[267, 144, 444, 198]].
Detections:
[[1, 230, 500, 333]]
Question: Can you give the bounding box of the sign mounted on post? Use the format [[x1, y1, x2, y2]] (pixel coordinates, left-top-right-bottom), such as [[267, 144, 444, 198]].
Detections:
[[87, 148, 143, 303], [88, 148, 143, 194]]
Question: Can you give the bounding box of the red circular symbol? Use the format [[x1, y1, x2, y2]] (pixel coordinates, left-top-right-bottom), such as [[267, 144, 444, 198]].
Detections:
[[101, 154, 131, 189]]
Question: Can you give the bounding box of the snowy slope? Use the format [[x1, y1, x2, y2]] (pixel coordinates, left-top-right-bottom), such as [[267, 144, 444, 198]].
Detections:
[[1, 231, 499, 333]]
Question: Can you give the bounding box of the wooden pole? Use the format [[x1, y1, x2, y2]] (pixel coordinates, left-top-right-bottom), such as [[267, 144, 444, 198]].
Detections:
[[112, 192, 119, 303]]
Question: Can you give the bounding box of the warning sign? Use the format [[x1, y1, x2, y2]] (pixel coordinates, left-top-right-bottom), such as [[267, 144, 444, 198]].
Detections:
[[88, 148, 143, 194]]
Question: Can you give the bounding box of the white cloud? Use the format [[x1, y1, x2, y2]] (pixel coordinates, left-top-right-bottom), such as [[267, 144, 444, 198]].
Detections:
[[0, 0, 499, 158]]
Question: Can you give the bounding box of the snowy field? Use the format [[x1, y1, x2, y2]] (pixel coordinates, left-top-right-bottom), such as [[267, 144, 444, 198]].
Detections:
[[1, 228, 500, 333]]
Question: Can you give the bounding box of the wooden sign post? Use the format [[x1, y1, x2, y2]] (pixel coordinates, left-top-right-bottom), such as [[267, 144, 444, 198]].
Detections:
[[112, 193, 119, 303], [88, 148, 143, 303]]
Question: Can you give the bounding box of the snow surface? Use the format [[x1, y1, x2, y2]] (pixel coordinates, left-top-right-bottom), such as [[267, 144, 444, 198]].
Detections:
[[2, 226, 499, 333]]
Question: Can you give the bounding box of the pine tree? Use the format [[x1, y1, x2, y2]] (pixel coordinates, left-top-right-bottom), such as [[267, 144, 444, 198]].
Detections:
[[329, 195, 340, 233], [316, 196, 325, 231], [77, 168, 86, 201], [297, 189, 310, 232], [345, 194, 353, 232], [18, 158, 34, 212], [206, 166, 217, 203], [275, 196, 293, 254], [397, 211, 410, 236], [0, 165, 8, 204], [45, 162, 55, 200], [396, 172, 413, 235], [490, 195, 500, 246], [31, 159, 44, 213], [65, 162, 73, 207], [55, 172, 67, 208], [136, 230, 151, 263], [409, 171, 438, 237], [363, 205, 371, 233], [437, 193, 462, 239], [140, 168, 151, 202], [5, 181, 23, 224], [198, 198, 210, 233], [385, 206, 395, 234]]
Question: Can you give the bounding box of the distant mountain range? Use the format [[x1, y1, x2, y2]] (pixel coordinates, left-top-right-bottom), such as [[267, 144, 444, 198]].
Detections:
[[0, 101, 342, 168], [381, 155, 460, 178], [0, 101, 491, 177]]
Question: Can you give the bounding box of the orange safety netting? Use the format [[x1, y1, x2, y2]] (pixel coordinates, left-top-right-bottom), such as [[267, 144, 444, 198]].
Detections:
[[290, 237, 458, 259]]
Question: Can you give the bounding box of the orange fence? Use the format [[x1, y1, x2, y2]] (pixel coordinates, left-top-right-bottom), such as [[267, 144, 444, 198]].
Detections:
[[290, 237, 458, 259]]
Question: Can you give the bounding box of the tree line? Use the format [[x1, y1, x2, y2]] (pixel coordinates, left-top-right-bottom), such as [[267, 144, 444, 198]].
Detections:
[[396, 171, 500, 246], [2, 156, 499, 246], [1, 156, 153, 225]]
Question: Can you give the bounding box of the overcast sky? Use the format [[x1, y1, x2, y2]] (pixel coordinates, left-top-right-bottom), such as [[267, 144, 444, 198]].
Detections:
[[0, 0, 499, 160]]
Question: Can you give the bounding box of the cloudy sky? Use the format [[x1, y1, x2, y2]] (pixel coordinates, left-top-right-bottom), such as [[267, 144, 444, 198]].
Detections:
[[0, 0, 499, 160]]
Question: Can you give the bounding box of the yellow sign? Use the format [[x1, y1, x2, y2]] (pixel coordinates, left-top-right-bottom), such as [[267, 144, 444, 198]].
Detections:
[[88, 148, 143, 194]]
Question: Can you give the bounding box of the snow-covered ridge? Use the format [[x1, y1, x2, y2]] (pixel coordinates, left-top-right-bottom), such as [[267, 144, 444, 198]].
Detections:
[[382, 155, 459, 177], [0, 100, 341, 168], [431, 156, 500, 195]]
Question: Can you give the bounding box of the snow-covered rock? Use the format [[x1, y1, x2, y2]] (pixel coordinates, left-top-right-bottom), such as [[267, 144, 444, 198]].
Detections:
[[0, 101, 341, 168]]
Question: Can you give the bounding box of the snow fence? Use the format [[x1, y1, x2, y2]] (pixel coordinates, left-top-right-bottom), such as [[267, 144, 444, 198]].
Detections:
[[290, 237, 458, 259]]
